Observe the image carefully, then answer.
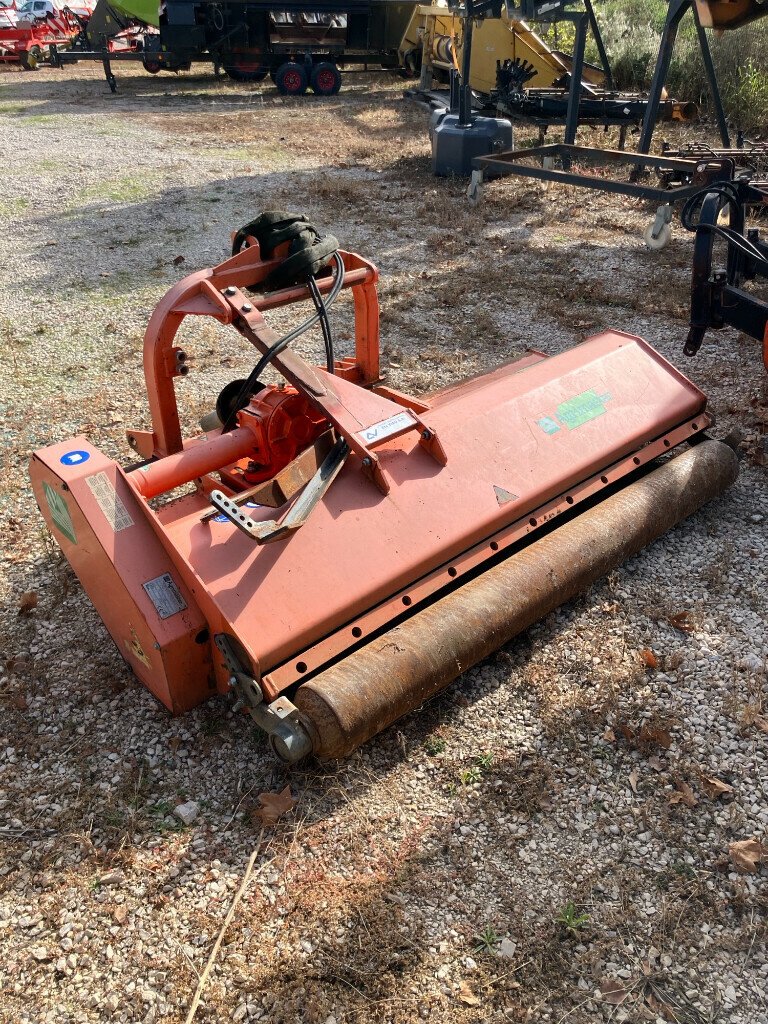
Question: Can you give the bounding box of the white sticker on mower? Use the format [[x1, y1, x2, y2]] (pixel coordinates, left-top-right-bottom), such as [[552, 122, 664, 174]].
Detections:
[[85, 471, 134, 532], [143, 573, 187, 620], [357, 411, 416, 446]]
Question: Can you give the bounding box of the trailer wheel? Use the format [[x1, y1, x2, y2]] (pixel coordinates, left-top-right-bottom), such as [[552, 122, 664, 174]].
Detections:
[[275, 62, 308, 96], [310, 61, 341, 96], [143, 59, 162, 74], [20, 45, 42, 70], [224, 65, 269, 83]]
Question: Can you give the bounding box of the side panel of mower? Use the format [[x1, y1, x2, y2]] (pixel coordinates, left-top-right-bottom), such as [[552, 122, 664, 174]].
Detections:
[[29, 438, 212, 714], [143, 331, 707, 687]]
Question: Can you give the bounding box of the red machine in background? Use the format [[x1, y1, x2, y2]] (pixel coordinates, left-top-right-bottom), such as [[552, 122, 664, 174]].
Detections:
[[0, 0, 94, 66]]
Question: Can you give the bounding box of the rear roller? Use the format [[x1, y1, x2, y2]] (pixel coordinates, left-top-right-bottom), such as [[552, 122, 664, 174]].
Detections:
[[294, 440, 738, 759]]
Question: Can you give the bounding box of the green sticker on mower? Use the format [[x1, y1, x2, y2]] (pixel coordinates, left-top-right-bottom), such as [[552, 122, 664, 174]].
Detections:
[[537, 390, 612, 435], [43, 481, 76, 545]]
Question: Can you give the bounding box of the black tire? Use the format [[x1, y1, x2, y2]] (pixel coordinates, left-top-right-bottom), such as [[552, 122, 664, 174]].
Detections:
[[21, 45, 42, 71], [310, 61, 341, 96], [275, 61, 308, 96], [143, 59, 161, 74]]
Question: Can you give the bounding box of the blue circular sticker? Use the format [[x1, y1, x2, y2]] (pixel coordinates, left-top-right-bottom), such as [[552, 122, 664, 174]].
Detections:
[[60, 450, 90, 467]]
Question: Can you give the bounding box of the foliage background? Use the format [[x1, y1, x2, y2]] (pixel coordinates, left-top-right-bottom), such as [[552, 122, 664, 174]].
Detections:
[[538, 0, 768, 130]]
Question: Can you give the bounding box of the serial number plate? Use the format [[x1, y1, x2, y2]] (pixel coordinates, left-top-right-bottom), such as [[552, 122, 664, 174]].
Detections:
[[357, 411, 416, 446]]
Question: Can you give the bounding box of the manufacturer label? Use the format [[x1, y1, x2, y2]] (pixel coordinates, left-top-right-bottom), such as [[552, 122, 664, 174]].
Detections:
[[536, 416, 561, 435], [357, 410, 416, 446], [142, 573, 187, 620], [537, 391, 612, 435], [60, 450, 90, 467], [85, 471, 134, 532], [42, 481, 76, 544]]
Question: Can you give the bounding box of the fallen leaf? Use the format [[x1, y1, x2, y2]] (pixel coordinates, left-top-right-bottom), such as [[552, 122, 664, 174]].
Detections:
[[253, 785, 297, 826], [600, 979, 630, 1005], [639, 648, 658, 669], [728, 838, 767, 874], [753, 716, 768, 735], [639, 724, 672, 750], [668, 611, 695, 634], [617, 722, 636, 744], [113, 905, 128, 925], [12, 694, 28, 711], [18, 592, 38, 616], [603, 727, 616, 743], [172, 255, 185, 266], [629, 768, 640, 794], [668, 780, 698, 808], [648, 756, 663, 772], [168, 736, 181, 753], [700, 774, 733, 800], [457, 982, 480, 1006]]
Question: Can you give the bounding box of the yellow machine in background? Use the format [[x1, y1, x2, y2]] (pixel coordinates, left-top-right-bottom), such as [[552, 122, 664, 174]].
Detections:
[[398, 2, 601, 95]]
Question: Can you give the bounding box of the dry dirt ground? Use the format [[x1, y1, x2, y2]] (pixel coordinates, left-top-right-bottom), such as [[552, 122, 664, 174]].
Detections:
[[1, 61, 767, 1024]]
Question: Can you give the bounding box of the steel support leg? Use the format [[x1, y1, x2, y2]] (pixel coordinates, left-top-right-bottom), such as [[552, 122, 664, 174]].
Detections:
[[101, 49, 116, 93], [458, 11, 474, 127], [638, 0, 689, 154], [692, 1, 730, 147], [563, 12, 588, 159], [585, 0, 613, 90]]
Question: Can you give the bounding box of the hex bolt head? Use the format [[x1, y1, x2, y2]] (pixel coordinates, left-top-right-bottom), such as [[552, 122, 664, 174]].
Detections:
[[421, 429, 431, 440], [224, 286, 237, 296], [242, 303, 253, 313], [362, 457, 372, 467]]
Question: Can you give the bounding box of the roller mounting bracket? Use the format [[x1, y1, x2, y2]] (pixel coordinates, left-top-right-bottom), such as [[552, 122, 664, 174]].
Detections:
[[215, 634, 312, 763]]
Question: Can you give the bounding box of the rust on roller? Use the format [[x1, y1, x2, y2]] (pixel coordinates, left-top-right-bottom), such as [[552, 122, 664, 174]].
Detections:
[[295, 440, 739, 758]]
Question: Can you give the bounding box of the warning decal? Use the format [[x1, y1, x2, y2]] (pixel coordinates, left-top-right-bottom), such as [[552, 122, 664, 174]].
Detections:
[[86, 472, 134, 532], [143, 573, 187, 620], [42, 481, 76, 545]]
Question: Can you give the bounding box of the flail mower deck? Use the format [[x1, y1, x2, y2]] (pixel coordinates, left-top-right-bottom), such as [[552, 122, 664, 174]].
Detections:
[[30, 213, 739, 761]]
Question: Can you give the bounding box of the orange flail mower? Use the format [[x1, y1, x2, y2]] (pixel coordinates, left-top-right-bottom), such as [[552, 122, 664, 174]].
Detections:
[[30, 213, 739, 761]]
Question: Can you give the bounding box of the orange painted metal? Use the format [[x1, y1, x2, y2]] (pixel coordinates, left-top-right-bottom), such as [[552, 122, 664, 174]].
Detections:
[[261, 409, 712, 695], [138, 244, 380, 458], [29, 439, 212, 714], [131, 426, 258, 500], [119, 330, 707, 704], [31, 239, 714, 724]]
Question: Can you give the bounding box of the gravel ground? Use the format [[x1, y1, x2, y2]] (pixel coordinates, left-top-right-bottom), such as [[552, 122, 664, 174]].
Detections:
[[1, 62, 767, 1024]]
